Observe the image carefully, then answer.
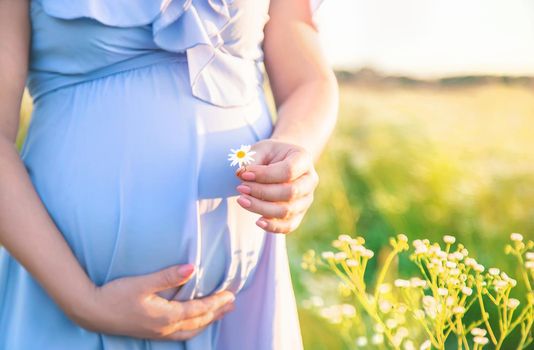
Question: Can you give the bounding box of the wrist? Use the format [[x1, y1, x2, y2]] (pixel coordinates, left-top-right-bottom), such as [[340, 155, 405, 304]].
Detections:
[[268, 133, 320, 160], [61, 281, 103, 331]]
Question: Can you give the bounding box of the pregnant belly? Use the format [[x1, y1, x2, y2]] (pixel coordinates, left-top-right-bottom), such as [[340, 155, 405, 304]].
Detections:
[[21, 60, 273, 298]]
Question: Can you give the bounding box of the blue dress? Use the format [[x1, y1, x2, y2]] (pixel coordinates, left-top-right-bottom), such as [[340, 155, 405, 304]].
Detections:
[[0, 1, 322, 349]]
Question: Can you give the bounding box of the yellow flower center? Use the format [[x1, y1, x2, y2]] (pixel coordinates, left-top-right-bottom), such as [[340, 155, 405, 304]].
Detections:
[[236, 150, 246, 158]]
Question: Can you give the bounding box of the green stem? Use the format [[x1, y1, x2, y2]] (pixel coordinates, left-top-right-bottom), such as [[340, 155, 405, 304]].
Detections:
[[477, 289, 498, 344], [516, 253, 532, 292], [373, 248, 399, 302]]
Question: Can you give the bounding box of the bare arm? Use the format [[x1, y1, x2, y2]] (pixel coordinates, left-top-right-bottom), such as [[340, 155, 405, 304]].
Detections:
[[264, 0, 338, 159], [235, 0, 338, 233], [0, 0, 97, 318], [0, 0, 234, 339]]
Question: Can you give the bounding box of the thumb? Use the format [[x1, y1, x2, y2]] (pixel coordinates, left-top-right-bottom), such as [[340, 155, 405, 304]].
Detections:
[[142, 264, 195, 293]]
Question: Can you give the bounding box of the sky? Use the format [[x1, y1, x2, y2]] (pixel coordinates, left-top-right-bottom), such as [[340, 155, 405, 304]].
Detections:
[[314, 0, 534, 77]]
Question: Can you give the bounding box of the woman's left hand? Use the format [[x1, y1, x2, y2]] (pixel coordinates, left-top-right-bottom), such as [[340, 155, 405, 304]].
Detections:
[[235, 139, 319, 234]]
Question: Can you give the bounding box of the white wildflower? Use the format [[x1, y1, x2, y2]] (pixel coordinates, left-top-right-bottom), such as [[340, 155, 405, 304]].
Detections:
[[396, 303, 408, 314], [437, 287, 448, 296], [473, 336, 489, 345], [465, 258, 477, 267], [488, 268, 500, 276], [394, 279, 411, 288], [398, 234, 409, 242], [453, 306, 465, 314], [386, 318, 398, 329], [449, 252, 464, 261], [396, 327, 409, 339], [338, 234, 352, 242], [410, 277, 427, 288], [371, 333, 384, 345], [334, 252, 347, 261], [321, 251, 334, 260], [404, 339, 415, 350], [493, 280, 508, 291], [461, 286, 473, 296], [471, 328, 487, 337], [346, 259, 358, 267], [362, 249, 374, 258], [379, 300, 393, 314], [510, 233, 523, 242], [332, 240, 343, 248], [374, 323, 385, 333], [415, 245, 428, 254], [449, 268, 460, 276], [474, 264, 485, 273], [413, 309, 425, 319], [445, 261, 457, 269], [372, 333, 384, 345], [443, 235, 456, 244], [446, 296, 456, 306], [507, 298, 520, 309], [378, 283, 392, 294], [356, 336, 368, 347], [228, 145, 256, 168], [351, 244, 365, 254], [437, 251, 448, 260], [420, 340, 432, 350]]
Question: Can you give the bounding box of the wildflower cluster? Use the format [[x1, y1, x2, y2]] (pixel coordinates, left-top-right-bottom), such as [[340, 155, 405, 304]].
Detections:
[[302, 233, 534, 349]]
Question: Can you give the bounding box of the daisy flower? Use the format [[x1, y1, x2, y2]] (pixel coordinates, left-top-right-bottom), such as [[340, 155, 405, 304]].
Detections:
[[228, 145, 256, 168]]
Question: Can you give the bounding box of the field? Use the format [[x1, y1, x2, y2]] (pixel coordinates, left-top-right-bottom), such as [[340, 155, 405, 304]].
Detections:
[[15, 80, 534, 349], [287, 81, 534, 349]]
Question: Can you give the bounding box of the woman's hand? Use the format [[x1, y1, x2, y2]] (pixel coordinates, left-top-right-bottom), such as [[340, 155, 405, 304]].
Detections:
[[235, 139, 319, 234], [72, 264, 235, 341]]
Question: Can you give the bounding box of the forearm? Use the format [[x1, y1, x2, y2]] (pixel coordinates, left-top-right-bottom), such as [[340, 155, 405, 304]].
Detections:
[[0, 0, 94, 320], [0, 137, 95, 318], [264, 0, 339, 160], [270, 76, 338, 159]]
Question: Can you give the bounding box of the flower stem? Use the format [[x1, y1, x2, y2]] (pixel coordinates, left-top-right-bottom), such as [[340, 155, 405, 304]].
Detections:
[[373, 248, 399, 302], [477, 289, 498, 344]]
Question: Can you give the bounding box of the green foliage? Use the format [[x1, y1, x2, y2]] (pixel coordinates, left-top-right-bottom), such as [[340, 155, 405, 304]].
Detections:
[[289, 84, 534, 349]]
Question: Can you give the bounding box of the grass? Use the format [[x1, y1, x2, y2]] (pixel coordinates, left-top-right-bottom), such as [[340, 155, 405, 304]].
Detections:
[[288, 82, 534, 349]]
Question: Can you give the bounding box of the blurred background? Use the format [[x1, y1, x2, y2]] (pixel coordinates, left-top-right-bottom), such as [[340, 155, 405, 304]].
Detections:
[[289, 0, 534, 349], [14, 0, 534, 349]]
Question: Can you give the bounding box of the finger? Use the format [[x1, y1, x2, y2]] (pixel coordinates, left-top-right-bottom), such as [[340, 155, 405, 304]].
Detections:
[[171, 301, 235, 333], [164, 300, 234, 342], [237, 172, 318, 202], [176, 291, 235, 320], [236, 193, 313, 220], [147, 290, 234, 327], [239, 151, 312, 184], [256, 214, 306, 234], [164, 328, 203, 341], [141, 264, 195, 293]]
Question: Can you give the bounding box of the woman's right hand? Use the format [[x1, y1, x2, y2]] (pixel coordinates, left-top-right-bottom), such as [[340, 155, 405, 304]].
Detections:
[[71, 264, 235, 341]]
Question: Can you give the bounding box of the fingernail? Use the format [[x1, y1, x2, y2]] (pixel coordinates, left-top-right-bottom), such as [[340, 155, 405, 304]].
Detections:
[[224, 293, 236, 303], [178, 264, 195, 278], [236, 185, 251, 194], [256, 219, 268, 229], [237, 196, 251, 208], [241, 172, 256, 181]]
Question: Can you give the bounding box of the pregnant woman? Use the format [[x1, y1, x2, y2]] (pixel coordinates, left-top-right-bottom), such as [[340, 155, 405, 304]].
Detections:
[[0, 0, 338, 349]]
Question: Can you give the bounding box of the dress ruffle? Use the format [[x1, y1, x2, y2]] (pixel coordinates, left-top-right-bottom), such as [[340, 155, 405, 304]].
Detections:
[[40, 0, 262, 108], [39, 0, 325, 108]]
